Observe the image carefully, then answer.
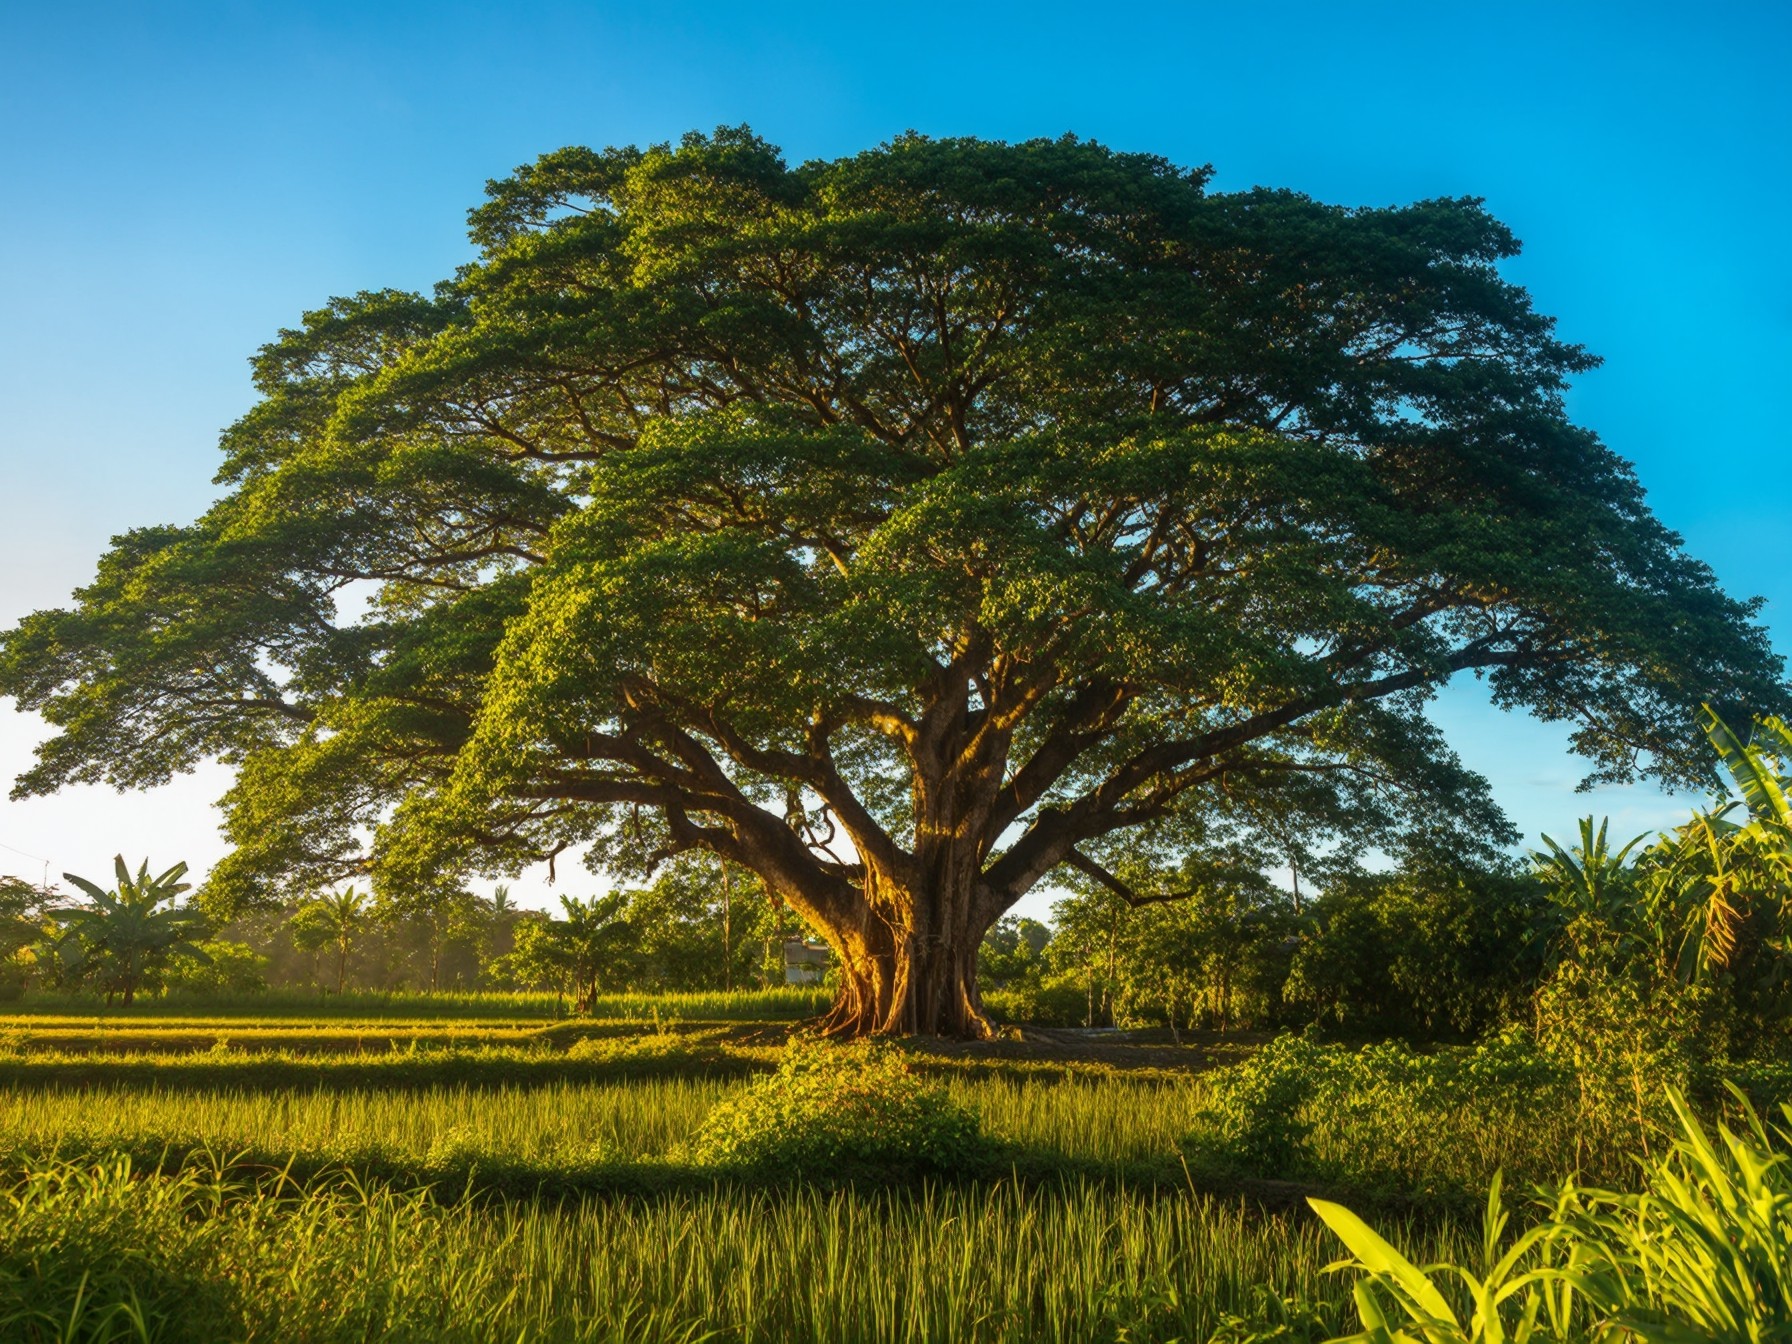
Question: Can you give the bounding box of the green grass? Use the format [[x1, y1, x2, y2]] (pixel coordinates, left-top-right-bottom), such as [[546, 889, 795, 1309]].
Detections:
[[2, 1151, 1407, 1343], [0, 1032, 1360, 1343], [0, 1024, 552, 1055], [0, 986, 831, 1021], [0, 1073, 1207, 1190], [0, 1043, 766, 1097], [5, 1002, 1618, 1341]]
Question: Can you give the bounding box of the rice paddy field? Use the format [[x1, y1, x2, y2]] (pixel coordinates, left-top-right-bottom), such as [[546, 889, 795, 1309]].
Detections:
[[0, 994, 1469, 1343]]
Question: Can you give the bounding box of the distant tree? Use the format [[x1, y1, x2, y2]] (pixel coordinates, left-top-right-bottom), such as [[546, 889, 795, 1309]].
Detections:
[[618, 856, 775, 991], [1048, 853, 1292, 1033], [487, 894, 633, 1007], [977, 916, 1051, 990], [488, 913, 563, 994], [5, 129, 1782, 1036], [51, 857, 210, 1006], [289, 887, 374, 993], [159, 938, 269, 995], [384, 886, 483, 991], [553, 894, 633, 1008], [0, 876, 42, 954], [1285, 857, 1544, 1040], [478, 883, 524, 970], [0, 875, 48, 997]]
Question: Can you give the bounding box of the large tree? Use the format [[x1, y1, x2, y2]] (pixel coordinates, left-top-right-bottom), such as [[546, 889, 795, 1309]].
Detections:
[[2, 130, 1782, 1035]]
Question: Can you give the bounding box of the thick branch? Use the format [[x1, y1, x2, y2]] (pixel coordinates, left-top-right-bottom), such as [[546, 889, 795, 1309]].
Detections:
[[1062, 849, 1196, 909]]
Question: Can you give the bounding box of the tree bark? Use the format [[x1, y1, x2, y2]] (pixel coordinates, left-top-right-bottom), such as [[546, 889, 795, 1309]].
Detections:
[[813, 872, 996, 1038]]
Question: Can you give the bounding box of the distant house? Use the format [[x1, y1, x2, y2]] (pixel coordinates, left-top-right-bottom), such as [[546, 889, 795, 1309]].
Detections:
[[783, 938, 830, 985]]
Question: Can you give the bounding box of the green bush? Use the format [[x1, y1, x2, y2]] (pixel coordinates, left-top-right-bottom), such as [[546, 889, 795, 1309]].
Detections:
[[1203, 1289, 1334, 1344], [160, 940, 270, 996], [686, 1034, 987, 1179], [982, 981, 1090, 1027], [1183, 1026, 1654, 1197], [1183, 1032, 1333, 1176], [1532, 961, 1703, 1137], [565, 1034, 690, 1063], [1284, 861, 1544, 1042]]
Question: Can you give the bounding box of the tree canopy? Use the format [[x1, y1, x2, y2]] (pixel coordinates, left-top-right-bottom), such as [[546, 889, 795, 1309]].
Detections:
[[2, 127, 1781, 1034]]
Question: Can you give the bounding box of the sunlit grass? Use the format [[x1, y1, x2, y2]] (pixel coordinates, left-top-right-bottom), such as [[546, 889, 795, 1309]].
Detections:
[[0, 1074, 1206, 1175], [1, 1151, 1406, 1343], [0, 985, 830, 1022]]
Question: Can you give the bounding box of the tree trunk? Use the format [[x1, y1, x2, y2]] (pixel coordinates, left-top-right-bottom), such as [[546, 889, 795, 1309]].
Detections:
[[814, 874, 995, 1039]]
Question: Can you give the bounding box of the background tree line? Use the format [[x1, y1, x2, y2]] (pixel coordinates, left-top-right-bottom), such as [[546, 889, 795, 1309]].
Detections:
[[997, 709, 1792, 1064], [0, 857, 809, 1003]]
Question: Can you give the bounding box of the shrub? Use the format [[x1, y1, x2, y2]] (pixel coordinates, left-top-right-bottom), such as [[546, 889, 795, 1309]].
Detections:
[[686, 1033, 986, 1179], [1284, 861, 1544, 1042], [566, 1034, 687, 1063], [982, 981, 1090, 1027], [160, 939, 270, 996], [1532, 962, 1703, 1148], [1183, 1031, 1333, 1177], [1182, 1026, 1659, 1197], [1204, 1289, 1334, 1344]]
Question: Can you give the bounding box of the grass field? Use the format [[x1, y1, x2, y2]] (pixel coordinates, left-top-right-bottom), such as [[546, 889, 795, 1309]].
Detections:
[[0, 993, 1600, 1342], [0, 1072, 1208, 1179], [0, 986, 831, 1021], [8, 1149, 1413, 1344]]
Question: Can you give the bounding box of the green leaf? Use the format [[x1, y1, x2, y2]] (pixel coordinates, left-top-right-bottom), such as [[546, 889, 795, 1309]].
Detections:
[[1308, 1198, 1459, 1328]]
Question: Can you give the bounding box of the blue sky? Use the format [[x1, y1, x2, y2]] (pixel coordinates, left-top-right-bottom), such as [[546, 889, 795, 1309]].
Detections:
[[1, 1, 1787, 911]]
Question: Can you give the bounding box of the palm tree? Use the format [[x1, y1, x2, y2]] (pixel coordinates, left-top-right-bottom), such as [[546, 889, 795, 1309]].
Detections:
[[53, 857, 210, 1006], [558, 893, 631, 1010], [478, 883, 522, 971], [290, 887, 373, 994]]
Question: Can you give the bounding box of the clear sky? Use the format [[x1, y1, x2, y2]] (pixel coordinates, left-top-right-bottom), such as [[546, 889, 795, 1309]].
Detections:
[[1, 1, 1787, 913]]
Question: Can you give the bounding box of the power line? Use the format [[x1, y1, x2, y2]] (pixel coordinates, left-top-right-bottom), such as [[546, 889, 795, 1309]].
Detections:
[[0, 840, 51, 865], [0, 840, 55, 891]]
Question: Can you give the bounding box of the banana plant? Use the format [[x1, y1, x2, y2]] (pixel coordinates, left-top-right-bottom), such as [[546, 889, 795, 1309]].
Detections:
[[53, 856, 210, 1006], [557, 893, 633, 1010], [1311, 1089, 1792, 1342], [1699, 707, 1792, 883], [1532, 818, 1649, 971], [1676, 707, 1792, 990], [1700, 706, 1792, 837], [1638, 807, 1752, 983]]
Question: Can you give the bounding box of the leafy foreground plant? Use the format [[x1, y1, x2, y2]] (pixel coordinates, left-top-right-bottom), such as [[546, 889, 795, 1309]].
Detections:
[[686, 1032, 988, 1179], [1309, 1088, 1792, 1342]]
